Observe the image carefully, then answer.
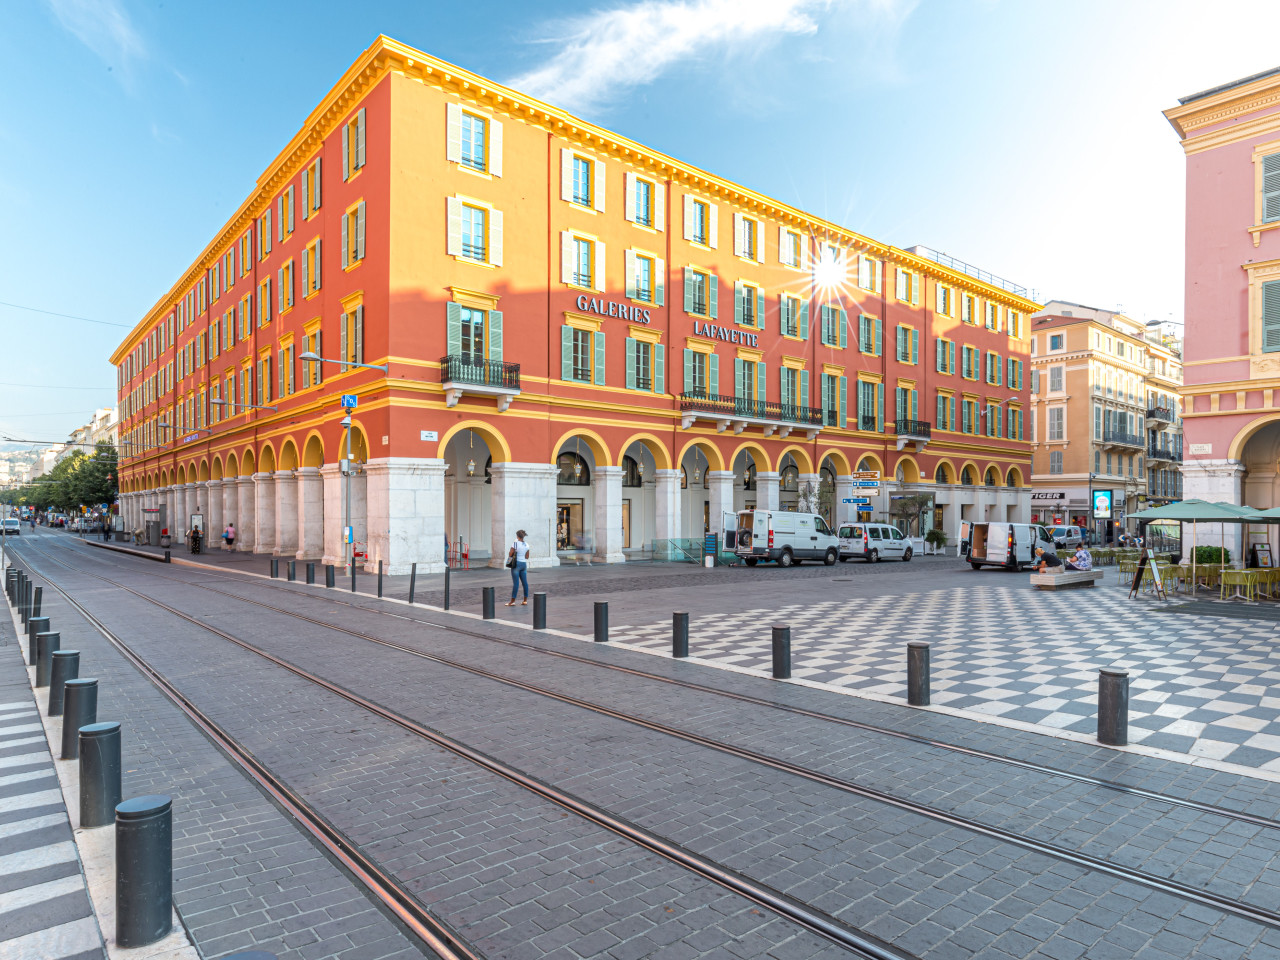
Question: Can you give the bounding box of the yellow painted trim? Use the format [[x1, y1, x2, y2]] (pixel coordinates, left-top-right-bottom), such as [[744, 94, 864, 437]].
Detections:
[[782, 355, 806, 370], [728, 440, 772, 472], [856, 372, 884, 384], [448, 286, 501, 310], [736, 346, 764, 362], [435, 420, 515, 463], [822, 363, 845, 377], [685, 338, 715, 355], [616, 432, 673, 470], [628, 324, 662, 344], [564, 312, 604, 332]]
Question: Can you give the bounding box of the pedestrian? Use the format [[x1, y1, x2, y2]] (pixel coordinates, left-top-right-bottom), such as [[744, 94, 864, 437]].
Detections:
[[505, 529, 530, 606], [224, 522, 236, 550], [1065, 543, 1092, 571], [1034, 546, 1062, 573]]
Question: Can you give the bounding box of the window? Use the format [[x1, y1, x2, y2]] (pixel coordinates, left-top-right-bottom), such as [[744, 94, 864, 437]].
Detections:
[[985, 351, 1002, 385], [780, 295, 804, 338], [962, 295, 975, 324], [686, 198, 711, 245], [780, 229, 802, 268], [857, 314, 881, 355], [1049, 333, 1064, 351], [736, 282, 762, 329], [633, 177, 652, 226], [895, 325, 918, 364], [961, 346, 978, 380], [1007, 310, 1021, 339], [735, 214, 761, 262], [1050, 451, 1063, 474], [936, 284, 951, 317], [301, 328, 323, 387], [574, 238, 592, 287], [1048, 406, 1064, 441], [343, 107, 366, 181], [563, 326, 603, 384], [258, 353, 271, 405], [687, 350, 709, 396], [857, 256, 881, 292], [277, 343, 295, 397], [935, 394, 955, 431], [340, 305, 365, 369], [625, 337, 663, 393], [895, 268, 919, 304], [935, 338, 955, 374], [302, 238, 322, 296], [683, 268, 714, 317], [277, 260, 295, 315], [344, 201, 367, 267], [572, 156, 592, 206], [626, 251, 664, 304], [257, 278, 272, 327], [985, 302, 998, 331], [301, 156, 321, 219], [461, 112, 487, 171], [737, 359, 758, 403], [276, 185, 295, 242], [857, 379, 883, 432], [258, 209, 272, 259], [1049, 365, 1064, 392], [462, 205, 487, 261]]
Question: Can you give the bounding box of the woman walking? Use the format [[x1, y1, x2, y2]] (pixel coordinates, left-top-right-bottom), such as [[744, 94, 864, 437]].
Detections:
[[506, 529, 530, 606]]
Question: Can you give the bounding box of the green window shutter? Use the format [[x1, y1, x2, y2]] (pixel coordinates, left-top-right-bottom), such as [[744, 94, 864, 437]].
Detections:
[[911, 389, 918, 420], [655, 258, 664, 307], [709, 353, 719, 394], [594, 331, 606, 385], [561, 325, 573, 380], [1264, 280, 1280, 352], [778, 365, 787, 402], [962, 401, 970, 433], [655, 344, 664, 394], [342, 123, 349, 181], [757, 362, 766, 407], [820, 306, 830, 344], [1007, 357, 1014, 385], [839, 376, 847, 428], [911, 330, 918, 364], [896, 326, 905, 360], [709, 274, 718, 320], [734, 281, 744, 325], [757, 289, 765, 332], [895, 387, 905, 421], [874, 317, 882, 356], [799, 301, 809, 340], [995, 355, 1002, 385], [839, 308, 848, 349], [948, 341, 955, 373], [734, 358, 744, 399], [446, 303, 462, 356], [625, 337, 637, 390], [683, 348, 694, 394], [937, 395, 945, 428], [936, 338, 944, 372], [800, 370, 809, 408], [1265, 154, 1280, 222], [488, 310, 503, 362], [340, 313, 348, 370], [876, 382, 884, 431], [684, 268, 694, 312]]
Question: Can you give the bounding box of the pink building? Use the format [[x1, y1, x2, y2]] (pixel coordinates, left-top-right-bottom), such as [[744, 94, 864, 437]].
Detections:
[[1166, 68, 1280, 555]]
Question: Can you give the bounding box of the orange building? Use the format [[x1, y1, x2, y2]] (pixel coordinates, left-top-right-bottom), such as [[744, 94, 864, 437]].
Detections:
[[111, 36, 1037, 572]]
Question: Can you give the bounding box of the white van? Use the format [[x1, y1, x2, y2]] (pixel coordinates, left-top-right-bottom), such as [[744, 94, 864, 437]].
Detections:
[[959, 521, 1057, 571], [735, 510, 839, 567], [838, 522, 913, 562]]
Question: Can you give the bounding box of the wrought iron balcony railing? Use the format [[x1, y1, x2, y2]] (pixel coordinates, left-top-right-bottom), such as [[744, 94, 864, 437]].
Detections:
[[1103, 428, 1144, 448], [679, 393, 823, 426], [1147, 406, 1174, 422], [440, 356, 521, 390], [1147, 445, 1183, 462], [894, 418, 932, 440]]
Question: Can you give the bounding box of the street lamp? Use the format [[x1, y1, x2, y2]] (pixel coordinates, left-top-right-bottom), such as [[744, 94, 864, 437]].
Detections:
[[209, 399, 278, 413], [299, 351, 388, 373]]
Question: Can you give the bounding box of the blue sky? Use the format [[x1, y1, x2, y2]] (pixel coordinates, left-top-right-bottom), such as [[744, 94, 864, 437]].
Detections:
[[3, 0, 1280, 445]]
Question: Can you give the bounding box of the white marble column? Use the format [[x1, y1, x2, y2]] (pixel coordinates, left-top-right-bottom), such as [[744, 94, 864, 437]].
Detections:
[[205, 480, 222, 538], [183, 482, 199, 529], [364, 458, 448, 574], [707, 470, 735, 541], [756, 471, 781, 512], [320, 464, 344, 566], [296, 467, 324, 560], [273, 471, 299, 556], [1182, 459, 1245, 560], [489, 462, 560, 568], [592, 465, 626, 563], [351, 469, 368, 569], [236, 477, 256, 552], [798, 473, 822, 514], [834, 476, 855, 525], [221, 481, 238, 547], [253, 473, 277, 554], [654, 469, 682, 547]]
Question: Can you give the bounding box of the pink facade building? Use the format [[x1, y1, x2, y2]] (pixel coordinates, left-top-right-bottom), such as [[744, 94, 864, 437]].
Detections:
[[1166, 68, 1280, 553]]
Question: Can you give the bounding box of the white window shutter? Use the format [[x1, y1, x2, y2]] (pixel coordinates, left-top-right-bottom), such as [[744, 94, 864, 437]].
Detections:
[[355, 108, 366, 168], [625, 250, 637, 298], [490, 209, 503, 266], [778, 225, 788, 265], [313, 157, 321, 210], [490, 119, 502, 177], [733, 213, 744, 257], [342, 212, 349, 268], [560, 149, 573, 203], [708, 203, 718, 249], [560, 231, 574, 284], [287, 185, 295, 233], [342, 123, 350, 181], [314, 238, 321, 290], [654, 184, 664, 232], [655, 258, 665, 307], [595, 241, 606, 293], [300, 169, 309, 220], [447, 197, 462, 257], [625, 172, 637, 223], [446, 103, 462, 163], [356, 201, 365, 260], [682, 194, 694, 241], [592, 159, 605, 213]]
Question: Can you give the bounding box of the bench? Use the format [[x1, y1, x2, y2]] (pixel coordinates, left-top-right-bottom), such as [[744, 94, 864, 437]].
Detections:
[[1029, 569, 1103, 590]]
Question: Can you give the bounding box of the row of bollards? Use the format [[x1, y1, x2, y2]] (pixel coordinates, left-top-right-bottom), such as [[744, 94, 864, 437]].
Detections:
[[6, 562, 174, 949]]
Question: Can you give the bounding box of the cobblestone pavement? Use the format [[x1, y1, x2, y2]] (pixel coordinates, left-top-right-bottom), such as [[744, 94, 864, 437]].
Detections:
[[11, 534, 1280, 959]]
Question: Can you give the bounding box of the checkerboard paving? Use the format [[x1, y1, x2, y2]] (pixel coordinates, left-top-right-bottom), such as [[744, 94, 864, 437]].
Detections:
[[610, 579, 1280, 771]]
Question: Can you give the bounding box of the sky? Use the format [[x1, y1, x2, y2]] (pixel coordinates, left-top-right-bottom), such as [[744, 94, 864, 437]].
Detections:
[[3, 0, 1280, 447]]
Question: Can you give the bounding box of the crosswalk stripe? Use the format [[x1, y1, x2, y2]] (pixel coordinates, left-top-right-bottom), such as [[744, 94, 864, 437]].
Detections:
[[0, 813, 66, 841], [0, 914, 101, 957], [0, 874, 84, 917], [0, 839, 77, 875], [0, 752, 48, 771], [0, 769, 56, 790], [0, 723, 44, 738], [0, 789, 63, 816], [0, 736, 48, 752]]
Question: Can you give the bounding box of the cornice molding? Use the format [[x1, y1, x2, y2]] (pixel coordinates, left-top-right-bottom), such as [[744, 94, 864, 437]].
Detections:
[[1165, 71, 1280, 140]]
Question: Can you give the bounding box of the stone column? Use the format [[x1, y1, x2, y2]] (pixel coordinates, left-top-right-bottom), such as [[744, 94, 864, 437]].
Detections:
[[205, 480, 223, 539], [351, 469, 369, 569], [296, 467, 324, 561], [183, 482, 199, 528], [834, 475, 855, 525], [798, 473, 822, 514], [320, 464, 344, 566], [236, 477, 256, 552], [253, 473, 277, 554], [274, 471, 299, 557], [755, 472, 781, 512], [221, 481, 238, 547], [706, 471, 735, 541], [364, 458, 448, 574], [654, 469, 682, 552], [592, 465, 626, 563], [489, 462, 560, 568], [1182, 458, 1245, 560]]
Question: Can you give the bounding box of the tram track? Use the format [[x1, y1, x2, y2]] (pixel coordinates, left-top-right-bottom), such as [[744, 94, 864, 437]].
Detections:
[[20, 538, 1280, 937]]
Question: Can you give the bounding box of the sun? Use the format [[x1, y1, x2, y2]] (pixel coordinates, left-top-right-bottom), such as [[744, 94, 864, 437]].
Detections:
[[811, 245, 849, 298]]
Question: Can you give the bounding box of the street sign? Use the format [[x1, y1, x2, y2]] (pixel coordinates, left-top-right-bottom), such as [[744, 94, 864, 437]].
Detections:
[[420, 430, 438, 442], [842, 497, 870, 505], [340, 394, 358, 408], [852, 481, 880, 488], [852, 470, 880, 480], [343, 525, 354, 544]]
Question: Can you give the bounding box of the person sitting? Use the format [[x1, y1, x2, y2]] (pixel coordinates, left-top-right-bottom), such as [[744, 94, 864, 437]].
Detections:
[[1065, 544, 1092, 571], [1034, 546, 1063, 573]]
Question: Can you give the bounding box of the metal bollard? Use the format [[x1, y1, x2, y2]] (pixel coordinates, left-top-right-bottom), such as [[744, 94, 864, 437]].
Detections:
[[377, 560, 383, 598], [48, 650, 80, 716], [36, 631, 60, 687], [672, 612, 689, 659], [31, 584, 42, 619], [443, 565, 451, 610], [306, 562, 315, 585], [533, 593, 547, 630], [28, 616, 50, 666], [116, 795, 173, 947], [408, 563, 417, 605], [771, 625, 791, 679], [5, 567, 14, 600], [1098, 668, 1129, 746], [350, 564, 357, 593], [270, 557, 279, 578], [907, 642, 930, 706], [325, 564, 335, 588], [163, 550, 170, 563], [62, 678, 98, 760], [80, 721, 122, 828], [482, 586, 496, 619], [287, 560, 295, 582], [20, 576, 30, 624], [594, 601, 609, 642]]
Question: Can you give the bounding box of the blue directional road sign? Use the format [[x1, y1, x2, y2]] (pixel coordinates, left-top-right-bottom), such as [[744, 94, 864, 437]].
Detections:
[[340, 394, 358, 408], [842, 497, 871, 505], [852, 480, 880, 488]]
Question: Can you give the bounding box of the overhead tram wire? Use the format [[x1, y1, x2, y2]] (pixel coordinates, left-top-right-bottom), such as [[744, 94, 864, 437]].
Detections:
[[0, 300, 132, 328]]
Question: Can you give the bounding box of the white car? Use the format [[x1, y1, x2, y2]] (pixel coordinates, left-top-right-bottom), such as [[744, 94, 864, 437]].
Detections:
[[1049, 526, 1083, 551], [1, 519, 20, 536], [838, 522, 912, 562]]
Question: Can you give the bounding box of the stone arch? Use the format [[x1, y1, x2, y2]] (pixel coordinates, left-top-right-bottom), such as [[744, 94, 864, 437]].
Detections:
[[616, 432, 673, 470], [278, 439, 299, 471], [1005, 466, 1024, 487], [176, 464, 187, 485], [212, 456, 224, 481], [983, 463, 1002, 487], [776, 445, 815, 474], [436, 421, 512, 463], [817, 448, 853, 475], [854, 452, 884, 475], [1228, 414, 1280, 461], [258, 443, 277, 475], [728, 441, 772, 473], [348, 423, 370, 463], [225, 451, 239, 478], [933, 459, 956, 484], [959, 460, 980, 485], [241, 448, 257, 476], [552, 428, 612, 468], [675, 438, 726, 473], [894, 455, 921, 484], [198, 460, 210, 482], [302, 432, 325, 468]]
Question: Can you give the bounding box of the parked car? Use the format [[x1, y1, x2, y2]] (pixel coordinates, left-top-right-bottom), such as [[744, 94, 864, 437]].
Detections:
[[1, 518, 20, 536], [735, 510, 839, 567], [1049, 526, 1084, 551], [838, 522, 913, 562], [959, 521, 1057, 571]]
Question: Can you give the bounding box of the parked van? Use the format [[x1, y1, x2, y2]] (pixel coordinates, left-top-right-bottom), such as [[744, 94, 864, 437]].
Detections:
[[959, 521, 1056, 571], [735, 510, 839, 567], [838, 522, 913, 562], [1048, 526, 1084, 551]]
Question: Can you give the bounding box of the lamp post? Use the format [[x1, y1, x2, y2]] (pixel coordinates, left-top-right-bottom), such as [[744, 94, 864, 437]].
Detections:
[[299, 352, 389, 573]]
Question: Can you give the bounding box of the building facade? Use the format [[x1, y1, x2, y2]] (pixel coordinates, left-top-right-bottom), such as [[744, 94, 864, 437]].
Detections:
[[111, 36, 1035, 572], [1165, 68, 1280, 557], [1029, 301, 1183, 540]]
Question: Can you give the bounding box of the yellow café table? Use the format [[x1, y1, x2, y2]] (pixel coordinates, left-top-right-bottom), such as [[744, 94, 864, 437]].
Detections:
[[1220, 569, 1260, 601], [1118, 559, 1138, 584]]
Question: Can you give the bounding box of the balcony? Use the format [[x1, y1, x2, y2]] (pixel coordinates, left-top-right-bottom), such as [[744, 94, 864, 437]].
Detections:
[[1102, 428, 1144, 448], [440, 355, 521, 411], [893, 418, 932, 451], [1147, 445, 1183, 463], [679, 393, 823, 438], [1147, 406, 1174, 423]]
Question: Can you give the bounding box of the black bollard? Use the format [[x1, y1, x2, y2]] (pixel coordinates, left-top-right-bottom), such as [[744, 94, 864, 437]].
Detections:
[[443, 565, 451, 610], [377, 560, 383, 598], [594, 601, 609, 643], [80, 721, 122, 828], [772, 625, 791, 679], [533, 592, 547, 630], [27, 616, 50, 666], [163, 550, 170, 563], [31, 584, 42, 619], [672, 612, 689, 659], [20, 576, 29, 624], [408, 563, 417, 605], [325, 564, 335, 588], [48, 650, 80, 716], [5, 567, 14, 600], [287, 560, 295, 582], [482, 586, 496, 620], [270, 557, 279, 578], [350, 563, 357, 593], [62, 679, 98, 760], [907, 641, 930, 706], [116, 795, 173, 947], [306, 561, 315, 585], [1098, 667, 1130, 746], [36, 631, 60, 687]]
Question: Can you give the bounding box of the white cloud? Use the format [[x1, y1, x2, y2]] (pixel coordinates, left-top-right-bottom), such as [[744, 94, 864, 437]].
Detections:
[[510, 0, 865, 114], [45, 0, 146, 83]]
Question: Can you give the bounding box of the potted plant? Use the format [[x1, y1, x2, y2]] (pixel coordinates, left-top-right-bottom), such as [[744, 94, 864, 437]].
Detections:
[[924, 528, 948, 555]]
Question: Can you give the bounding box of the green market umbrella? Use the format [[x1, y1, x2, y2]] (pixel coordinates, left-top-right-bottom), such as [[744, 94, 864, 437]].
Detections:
[[1129, 501, 1257, 592]]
